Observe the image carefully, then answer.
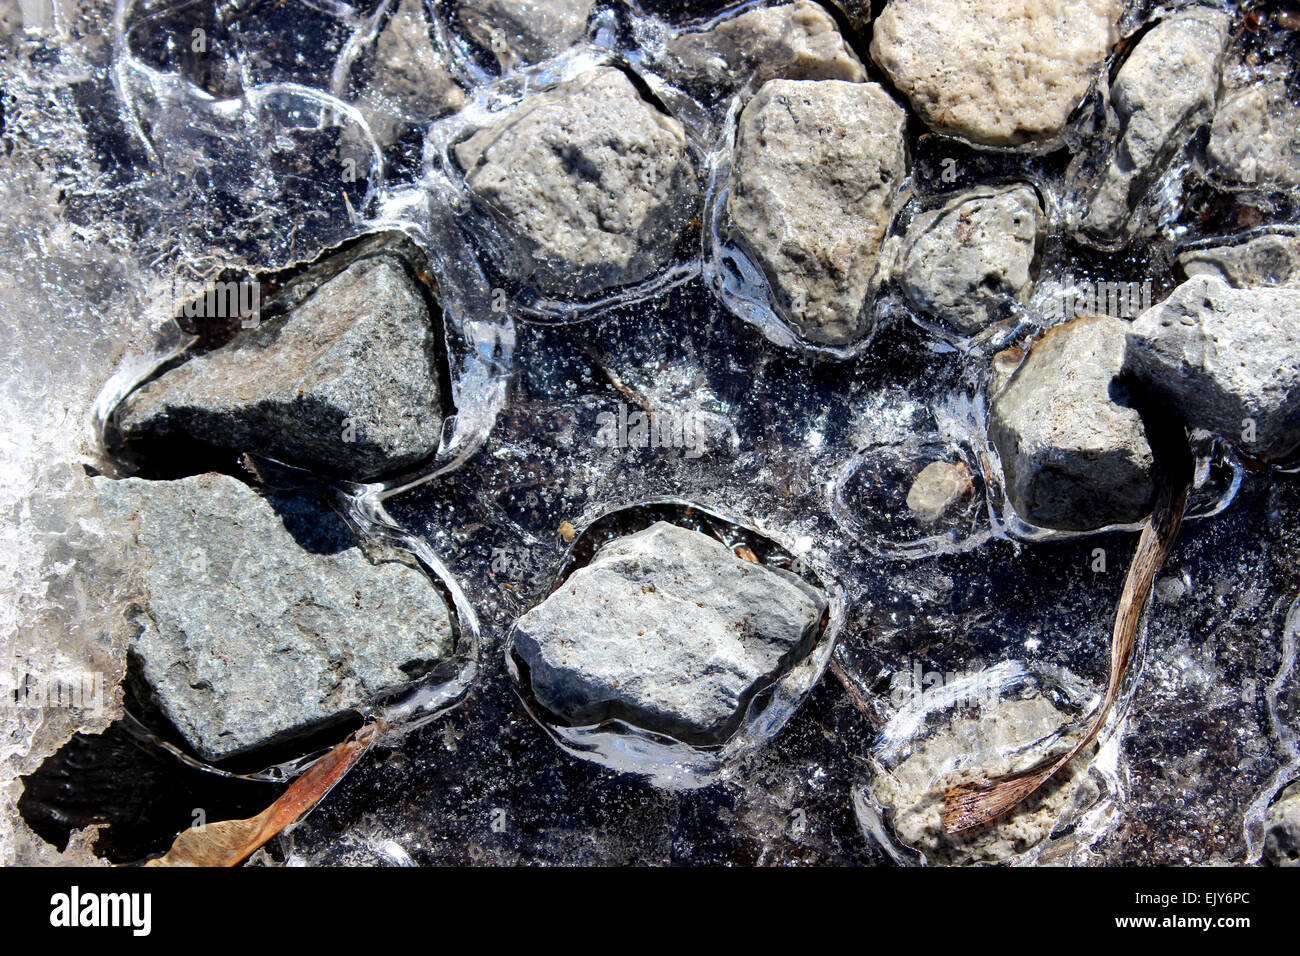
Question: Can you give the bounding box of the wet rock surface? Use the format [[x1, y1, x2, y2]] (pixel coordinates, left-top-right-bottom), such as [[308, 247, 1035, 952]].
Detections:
[[728, 78, 907, 345], [870, 0, 1120, 146], [456, 67, 699, 299], [118, 255, 446, 481], [899, 184, 1042, 334], [456, 0, 593, 69], [1124, 276, 1300, 460], [665, 1, 866, 96], [512, 522, 826, 743], [872, 696, 1097, 866], [990, 315, 1155, 531], [906, 460, 974, 527], [1082, 8, 1231, 241], [1209, 81, 1300, 189], [93, 473, 455, 762], [1178, 232, 1300, 288]]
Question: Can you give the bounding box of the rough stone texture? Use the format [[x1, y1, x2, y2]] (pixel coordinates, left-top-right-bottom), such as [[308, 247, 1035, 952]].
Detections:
[[456, 67, 699, 299], [666, 1, 867, 95], [1264, 786, 1300, 867], [350, 0, 465, 147], [93, 474, 455, 762], [873, 696, 1097, 866], [456, 0, 592, 69], [1178, 232, 1300, 288], [1083, 8, 1231, 241], [899, 184, 1042, 334], [990, 315, 1155, 531], [1123, 276, 1300, 460], [728, 79, 907, 345], [906, 460, 974, 526], [1209, 81, 1300, 189], [870, 0, 1120, 147], [512, 522, 826, 743], [119, 255, 445, 481]]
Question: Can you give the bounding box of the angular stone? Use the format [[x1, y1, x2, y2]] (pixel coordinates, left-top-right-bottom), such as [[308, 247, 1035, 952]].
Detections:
[[1265, 786, 1300, 867], [1123, 276, 1300, 460], [94, 473, 455, 761], [899, 184, 1042, 334], [1178, 232, 1300, 288], [990, 315, 1155, 531], [871, 0, 1120, 146], [1083, 8, 1231, 241], [728, 78, 907, 345], [512, 522, 826, 743], [119, 255, 445, 481], [1209, 81, 1300, 189], [350, 0, 465, 147], [456, 0, 592, 69], [906, 460, 974, 526], [456, 67, 699, 299], [666, 1, 867, 95]]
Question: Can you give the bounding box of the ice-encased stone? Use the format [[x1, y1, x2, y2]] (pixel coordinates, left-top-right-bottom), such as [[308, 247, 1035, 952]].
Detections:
[[93, 473, 455, 762], [1082, 8, 1231, 241], [906, 460, 974, 526], [870, 0, 1120, 147], [990, 315, 1155, 531], [872, 696, 1097, 866], [512, 521, 826, 743], [455, 67, 699, 299], [1123, 276, 1300, 460], [665, 1, 866, 95], [1265, 786, 1300, 867], [349, 0, 465, 147], [456, 0, 593, 69], [1208, 81, 1300, 189], [728, 78, 907, 345], [119, 255, 444, 481], [1178, 232, 1300, 288], [899, 184, 1042, 334]]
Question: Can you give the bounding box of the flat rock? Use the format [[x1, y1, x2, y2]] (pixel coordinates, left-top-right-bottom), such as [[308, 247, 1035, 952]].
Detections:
[[349, 0, 465, 147], [456, 67, 699, 299], [119, 255, 445, 481], [1265, 786, 1300, 867], [1209, 81, 1300, 189], [990, 315, 1155, 531], [512, 522, 826, 743], [906, 460, 974, 526], [1178, 232, 1300, 288], [456, 0, 592, 69], [666, 1, 866, 96], [94, 473, 455, 761], [1123, 276, 1300, 460], [899, 184, 1042, 334], [870, 0, 1120, 146], [728, 78, 907, 345], [1083, 8, 1231, 241]]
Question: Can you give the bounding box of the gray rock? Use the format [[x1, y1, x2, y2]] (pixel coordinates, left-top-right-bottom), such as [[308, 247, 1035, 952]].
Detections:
[[456, 0, 592, 69], [1265, 786, 1300, 867], [119, 255, 445, 481], [728, 79, 908, 345], [512, 521, 826, 743], [871, 0, 1120, 146], [990, 315, 1155, 531], [455, 67, 699, 299], [1123, 276, 1300, 460], [906, 460, 974, 526], [1209, 81, 1300, 189], [666, 1, 866, 96], [94, 473, 455, 761], [899, 184, 1043, 334], [1178, 232, 1300, 289], [349, 0, 465, 147], [1083, 8, 1231, 241]]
